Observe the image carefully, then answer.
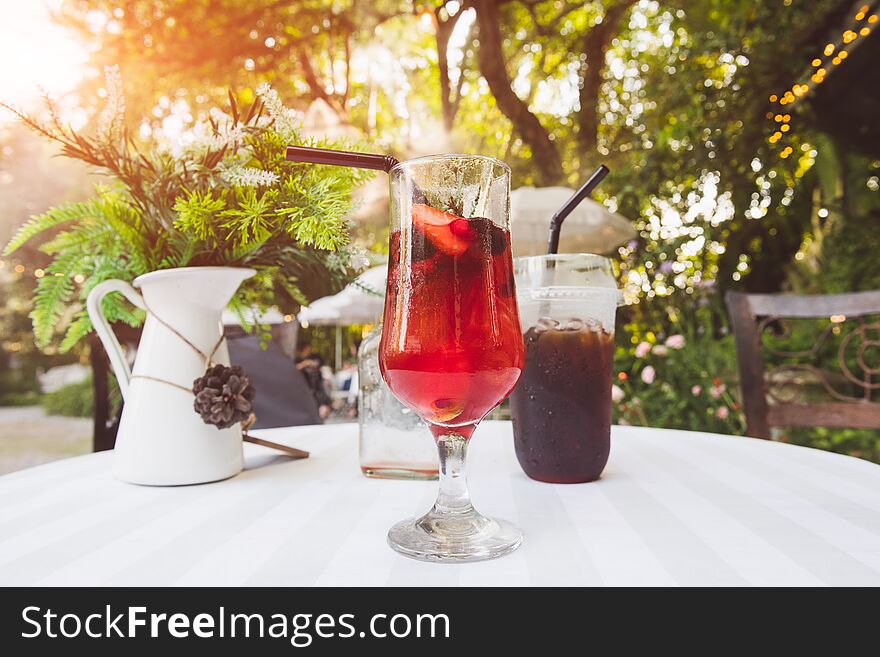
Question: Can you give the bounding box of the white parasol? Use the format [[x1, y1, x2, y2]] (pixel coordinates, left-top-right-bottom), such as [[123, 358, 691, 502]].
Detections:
[[297, 265, 386, 327], [297, 265, 386, 369], [509, 186, 636, 257]]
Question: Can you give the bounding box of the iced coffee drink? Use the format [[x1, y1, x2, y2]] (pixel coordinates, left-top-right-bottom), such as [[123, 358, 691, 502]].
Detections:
[[510, 255, 620, 483]]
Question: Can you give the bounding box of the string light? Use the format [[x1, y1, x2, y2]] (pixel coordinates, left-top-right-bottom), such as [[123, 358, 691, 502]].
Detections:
[[2, 260, 89, 283], [766, 4, 874, 157]]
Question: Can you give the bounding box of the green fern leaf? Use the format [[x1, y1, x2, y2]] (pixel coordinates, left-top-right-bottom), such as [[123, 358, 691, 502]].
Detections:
[[102, 298, 144, 327], [60, 313, 93, 353], [30, 252, 78, 347], [3, 200, 102, 255]]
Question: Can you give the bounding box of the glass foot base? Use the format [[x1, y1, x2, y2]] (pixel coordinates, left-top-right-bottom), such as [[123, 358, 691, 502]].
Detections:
[[388, 509, 523, 563]]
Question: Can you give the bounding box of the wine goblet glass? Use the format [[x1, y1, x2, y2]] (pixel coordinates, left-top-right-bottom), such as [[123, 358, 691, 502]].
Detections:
[[379, 154, 525, 562]]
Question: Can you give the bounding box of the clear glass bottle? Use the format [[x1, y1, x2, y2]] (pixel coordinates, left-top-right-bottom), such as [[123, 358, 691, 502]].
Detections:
[[358, 324, 438, 479]]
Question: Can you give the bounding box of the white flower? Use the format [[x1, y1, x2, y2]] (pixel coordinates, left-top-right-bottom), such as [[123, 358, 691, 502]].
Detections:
[[710, 383, 726, 398], [209, 107, 232, 123], [97, 65, 125, 142], [255, 82, 298, 139], [634, 341, 652, 358], [611, 384, 625, 403], [349, 248, 370, 271], [652, 345, 669, 356], [665, 334, 686, 349], [220, 166, 280, 187], [176, 119, 246, 159], [640, 365, 656, 384]]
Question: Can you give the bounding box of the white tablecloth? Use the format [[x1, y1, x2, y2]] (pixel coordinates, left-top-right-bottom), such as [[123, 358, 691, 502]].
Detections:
[[1, 422, 879, 587]]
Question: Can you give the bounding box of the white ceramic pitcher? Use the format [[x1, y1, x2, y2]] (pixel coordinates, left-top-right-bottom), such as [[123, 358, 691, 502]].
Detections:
[[87, 266, 256, 486]]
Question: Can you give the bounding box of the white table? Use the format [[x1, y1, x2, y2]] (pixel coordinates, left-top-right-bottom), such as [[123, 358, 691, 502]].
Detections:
[[1, 422, 879, 587]]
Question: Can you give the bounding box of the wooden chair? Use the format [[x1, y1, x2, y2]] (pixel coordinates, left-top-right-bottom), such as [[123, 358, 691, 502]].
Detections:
[[726, 290, 880, 439]]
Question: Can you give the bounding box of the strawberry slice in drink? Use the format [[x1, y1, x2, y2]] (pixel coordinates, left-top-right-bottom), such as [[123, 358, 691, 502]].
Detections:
[[412, 204, 474, 256]]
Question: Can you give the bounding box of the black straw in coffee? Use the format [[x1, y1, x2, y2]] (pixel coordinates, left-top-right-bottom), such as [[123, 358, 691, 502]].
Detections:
[[546, 164, 610, 255]]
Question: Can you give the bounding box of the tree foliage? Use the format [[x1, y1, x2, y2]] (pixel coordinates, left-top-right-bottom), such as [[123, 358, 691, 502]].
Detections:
[[54, 1, 878, 304]]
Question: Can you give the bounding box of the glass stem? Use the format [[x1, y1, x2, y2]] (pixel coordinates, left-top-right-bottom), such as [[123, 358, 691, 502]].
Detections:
[[432, 433, 474, 517]]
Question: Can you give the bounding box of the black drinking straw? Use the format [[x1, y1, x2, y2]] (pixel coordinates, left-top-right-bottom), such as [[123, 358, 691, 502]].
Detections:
[[285, 145, 400, 173], [546, 164, 610, 255], [286, 145, 431, 203]]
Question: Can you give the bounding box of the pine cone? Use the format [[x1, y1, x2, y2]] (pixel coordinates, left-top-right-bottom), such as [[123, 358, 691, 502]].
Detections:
[[192, 364, 256, 429]]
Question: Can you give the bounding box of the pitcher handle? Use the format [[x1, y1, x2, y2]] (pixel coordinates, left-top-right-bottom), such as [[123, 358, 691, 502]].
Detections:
[[86, 279, 146, 401]]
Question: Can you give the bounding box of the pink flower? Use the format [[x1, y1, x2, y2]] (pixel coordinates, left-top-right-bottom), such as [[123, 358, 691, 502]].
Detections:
[[665, 334, 686, 349], [611, 385, 625, 402], [652, 345, 669, 356], [634, 341, 652, 358], [710, 383, 726, 398], [691, 385, 702, 396], [641, 365, 656, 384], [716, 406, 730, 420]]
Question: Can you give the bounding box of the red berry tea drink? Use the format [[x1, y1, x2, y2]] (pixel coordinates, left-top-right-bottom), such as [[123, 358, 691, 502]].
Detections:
[[509, 255, 621, 484], [379, 155, 525, 562], [380, 204, 523, 433]]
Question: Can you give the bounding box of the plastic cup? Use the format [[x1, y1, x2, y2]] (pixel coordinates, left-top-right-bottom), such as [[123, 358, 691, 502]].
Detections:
[[509, 254, 622, 483]]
